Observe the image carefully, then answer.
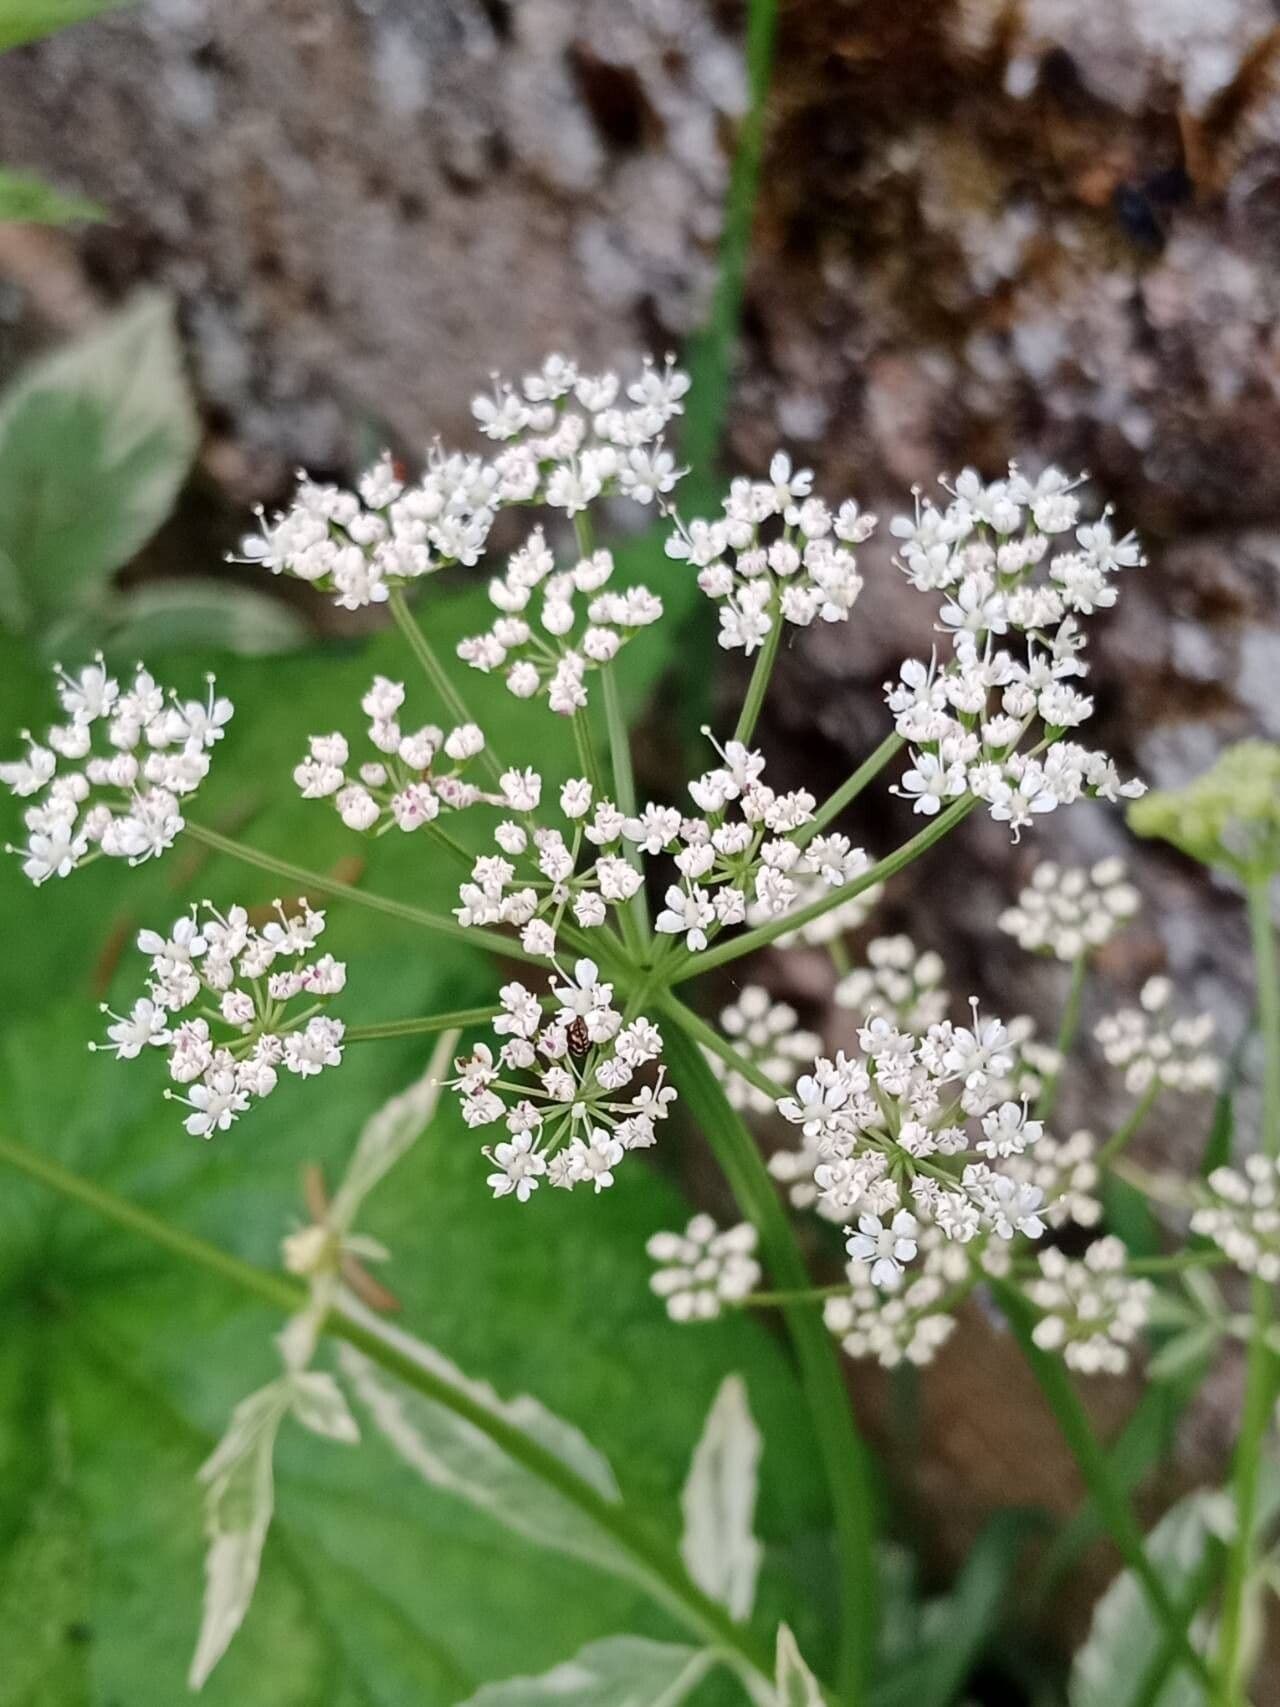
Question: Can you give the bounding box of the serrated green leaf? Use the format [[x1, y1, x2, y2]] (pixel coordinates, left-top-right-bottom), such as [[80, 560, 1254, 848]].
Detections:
[[0, 168, 103, 226], [456, 1635, 716, 1707], [680, 1374, 762, 1623], [774, 1624, 823, 1707], [0, 290, 198, 630]]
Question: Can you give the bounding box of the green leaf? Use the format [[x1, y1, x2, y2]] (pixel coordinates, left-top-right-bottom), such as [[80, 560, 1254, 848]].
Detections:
[[1069, 1492, 1220, 1707], [0, 0, 130, 51], [0, 290, 198, 630], [679, 1374, 763, 1623], [95, 578, 311, 660], [0, 980, 827, 1702], [1147, 1325, 1224, 1385], [0, 168, 103, 225], [190, 1380, 290, 1690], [870, 1513, 1034, 1707], [456, 1635, 717, 1707], [774, 1624, 823, 1707], [340, 1325, 629, 1575]]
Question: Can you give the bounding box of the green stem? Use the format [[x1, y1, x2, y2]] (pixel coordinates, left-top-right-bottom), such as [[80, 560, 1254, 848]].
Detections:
[[0, 1132, 778, 1694], [797, 733, 907, 848], [182, 821, 534, 966], [572, 707, 606, 801], [344, 1005, 504, 1043], [1213, 875, 1280, 1706], [600, 664, 652, 947], [746, 1286, 848, 1307], [733, 612, 782, 748], [660, 1008, 877, 1705], [1095, 1083, 1161, 1169], [1034, 951, 1087, 1122], [668, 994, 786, 1105], [992, 1278, 1215, 1694], [672, 796, 975, 984], [387, 587, 503, 783]]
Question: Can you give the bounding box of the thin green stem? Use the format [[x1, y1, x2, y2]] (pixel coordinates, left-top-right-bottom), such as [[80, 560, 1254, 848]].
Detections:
[[344, 1005, 504, 1043], [660, 1008, 877, 1705], [992, 1278, 1215, 1694], [601, 664, 651, 946], [746, 1286, 848, 1307], [0, 1132, 778, 1695], [1034, 951, 1087, 1122], [387, 587, 503, 783], [1095, 1083, 1161, 1169], [667, 994, 786, 1105], [1214, 875, 1280, 1707], [733, 614, 782, 748], [182, 821, 535, 966], [572, 707, 606, 800], [672, 796, 975, 984], [797, 733, 907, 848]]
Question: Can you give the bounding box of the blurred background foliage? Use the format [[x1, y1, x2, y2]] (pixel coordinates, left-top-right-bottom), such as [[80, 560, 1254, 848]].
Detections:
[[1, 0, 1279, 1701]]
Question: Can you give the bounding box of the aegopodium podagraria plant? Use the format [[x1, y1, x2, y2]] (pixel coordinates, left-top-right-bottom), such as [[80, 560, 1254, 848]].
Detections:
[[3, 350, 1279, 1707]]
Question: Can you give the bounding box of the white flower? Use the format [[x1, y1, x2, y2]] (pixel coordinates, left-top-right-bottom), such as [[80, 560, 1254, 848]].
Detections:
[[999, 857, 1140, 961], [1094, 978, 1218, 1096], [452, 971, 673, 1197], [1192, 1157, 1280, 1282], [845, 1211, 920, 1290], [3, 660, 229, 884], [654, 883, 715, 951], [1026, 1238, 1152, 1375], [647, 1215, 761, 1321], [668, 456, 872, 653], [98, 900, 345, 1137]]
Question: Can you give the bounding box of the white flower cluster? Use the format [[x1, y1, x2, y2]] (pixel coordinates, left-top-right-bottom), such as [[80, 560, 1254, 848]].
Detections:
[[825, 1229, 970, 1368], [455, 773, 641, 958], [646, 1215, 762, 1321], [777, 1004, 1050, 1286], [92, 901, 346, 1138], [2, 659, 230, 885], [1002, 1128, 1103, 1229], [1094, 976, 1218, 1096], [835, 934, 949, 1030], [999, 857, 1140, 961], [886, 467, 1146, 837], [638, 735, 866, 953], [666, 452, 875, 653], [1027, 1237, 1153, 1375], [294, 677, 488, 833], [457, 529, 663, 714], [1191, 1157, 1280, 1282], [450, 959, 674, 1200], [704, 986, 822, 1115], [241, 354, 688, 610], [744, 872, 884, 947]]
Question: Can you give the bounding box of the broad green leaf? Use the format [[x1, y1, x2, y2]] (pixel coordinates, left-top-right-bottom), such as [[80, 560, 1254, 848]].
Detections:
[[457, 1635, 716, 1707], [0, 290, 198, 629], [190, 1380, 290, 1689], [774, 1625, 823, 1707], [679, 1374, 762, 1623], [871, 1512, 1033, 1707], [340, 1324, 628, 1575], [0, 0, 129, 51], [1067, 1479, 1280, 1707], [287, 1372, 360, 1445], [94, 577, 311, 659], [0, 167, 103, 225], [0, 982, 827, 1702], [329, 1032, 457, 1233]]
